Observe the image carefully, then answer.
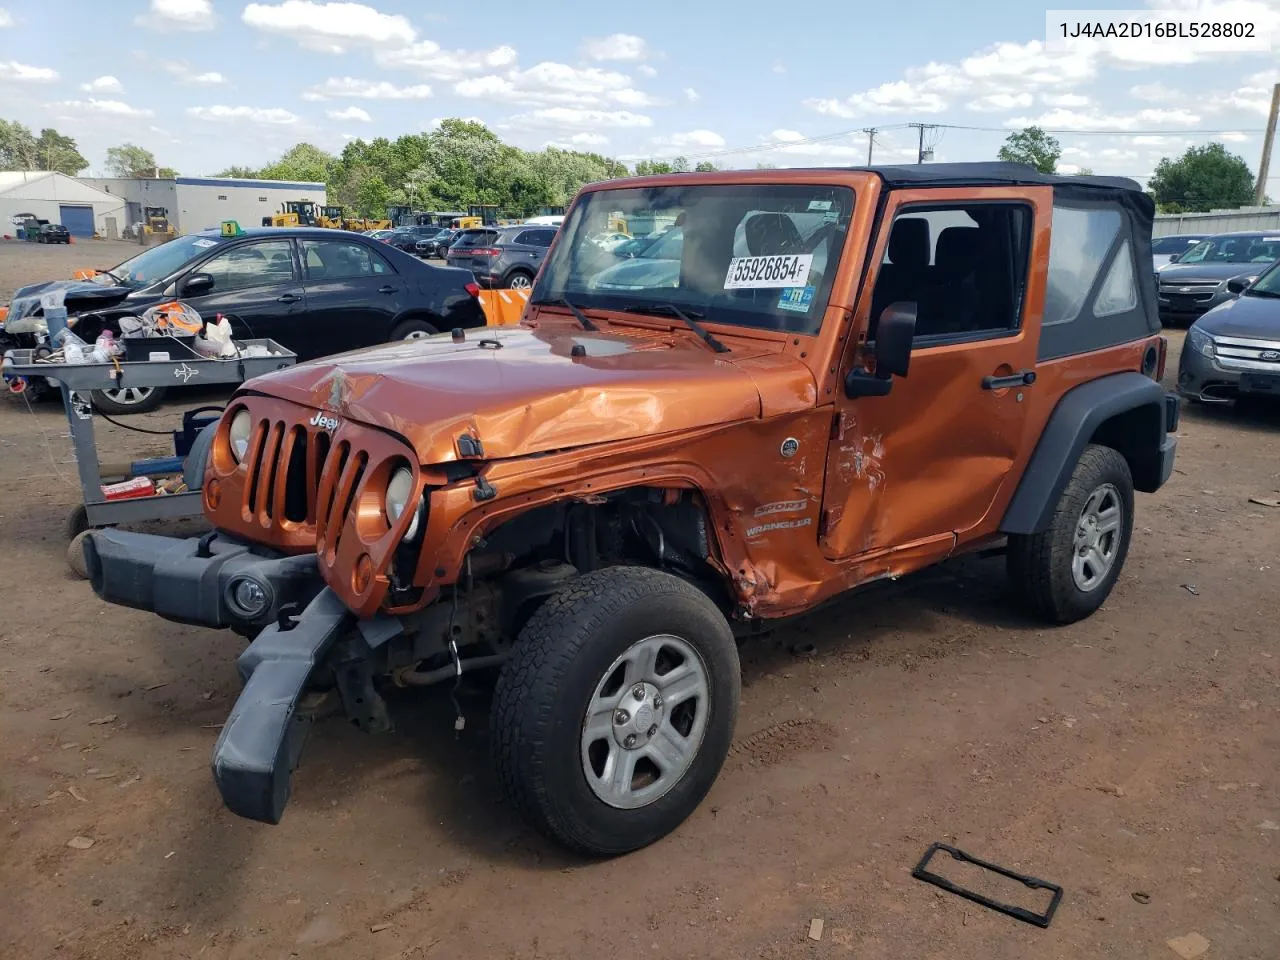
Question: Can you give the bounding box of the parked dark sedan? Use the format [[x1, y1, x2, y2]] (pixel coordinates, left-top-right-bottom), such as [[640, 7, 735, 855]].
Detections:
[[0, 227, 485, 413], [384, 226, 447, 255], [1178, 260, 1280, 405], [1156, 231, 1280, 325], [39, 223, 71, 244]]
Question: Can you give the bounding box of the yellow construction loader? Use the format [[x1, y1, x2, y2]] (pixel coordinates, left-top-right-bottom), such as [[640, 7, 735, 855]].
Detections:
[[261, 200, 317, 227], [317, 205, 348, 229], [141, 206, 176, 238]]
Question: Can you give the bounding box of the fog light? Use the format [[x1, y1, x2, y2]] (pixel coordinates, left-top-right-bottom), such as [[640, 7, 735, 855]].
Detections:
[[226, 575, 272, 619]]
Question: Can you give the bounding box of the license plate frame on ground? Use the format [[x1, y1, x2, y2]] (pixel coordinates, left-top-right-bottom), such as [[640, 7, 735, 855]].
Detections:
[[911, 842, 1064, 928]]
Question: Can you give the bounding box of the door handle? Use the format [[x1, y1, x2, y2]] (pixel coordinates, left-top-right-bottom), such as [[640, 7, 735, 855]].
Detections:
[[377, 284, 396, 294], [982, 369, 1036, 390], [276, 293, 301, 303]]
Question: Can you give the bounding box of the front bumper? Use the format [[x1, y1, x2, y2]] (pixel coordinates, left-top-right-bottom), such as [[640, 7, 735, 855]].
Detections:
[[1176, 334, 1280, 403], [1158, 288, 1232, 321], [83, 529, 324, 631], [214, 589, 352, 822]]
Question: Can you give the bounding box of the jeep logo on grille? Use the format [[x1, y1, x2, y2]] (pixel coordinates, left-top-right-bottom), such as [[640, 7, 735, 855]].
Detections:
[[310, 412, 340, 431]]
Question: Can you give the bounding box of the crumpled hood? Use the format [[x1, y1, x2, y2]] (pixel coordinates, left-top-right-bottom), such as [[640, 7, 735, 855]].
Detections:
[[238, 324, 817, 463], [1195, 293, 1280, 340], [4, 278, 129, 323]]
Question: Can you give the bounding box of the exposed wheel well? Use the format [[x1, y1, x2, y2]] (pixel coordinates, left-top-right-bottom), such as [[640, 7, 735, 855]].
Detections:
[[1088, 402, 1165, 492]]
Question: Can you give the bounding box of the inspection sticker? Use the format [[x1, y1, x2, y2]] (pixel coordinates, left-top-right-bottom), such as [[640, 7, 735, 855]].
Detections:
[[777, 285, 815, 313], [724, 254, 813, 290], [191, 238, 217, 248], [808, 200, 833, 211]]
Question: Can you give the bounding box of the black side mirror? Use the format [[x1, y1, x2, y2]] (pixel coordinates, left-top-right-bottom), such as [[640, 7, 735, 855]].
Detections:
[[181, 272, 214, 296], [1226, 276, 1252, 294], [844, 302, 916, 399], [1167, 253, 1181, 263]]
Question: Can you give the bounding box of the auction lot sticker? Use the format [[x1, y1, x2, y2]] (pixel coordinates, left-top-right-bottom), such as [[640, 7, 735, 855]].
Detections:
[[724, 254, 813, 289]]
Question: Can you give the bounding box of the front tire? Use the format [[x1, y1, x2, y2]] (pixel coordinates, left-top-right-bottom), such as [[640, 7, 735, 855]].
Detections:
[[390, 318, 438, 341], [1007, 443, 1134, 624], [492, 566, 740, 857]]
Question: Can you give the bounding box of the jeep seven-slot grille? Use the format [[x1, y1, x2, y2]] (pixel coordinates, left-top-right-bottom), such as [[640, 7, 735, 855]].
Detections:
[[314, 440, 368, 561], [241, 417, 334, 528]]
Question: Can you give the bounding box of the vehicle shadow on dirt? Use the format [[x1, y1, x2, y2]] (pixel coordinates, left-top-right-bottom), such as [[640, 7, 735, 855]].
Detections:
[[1179, 397, 1280, 433]]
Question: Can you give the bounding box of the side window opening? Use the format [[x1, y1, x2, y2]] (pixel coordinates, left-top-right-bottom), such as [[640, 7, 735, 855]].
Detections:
[[1094, 239, 1138, 317], [869, 203, 1031, 341], [1043, 207, 1122, 326]]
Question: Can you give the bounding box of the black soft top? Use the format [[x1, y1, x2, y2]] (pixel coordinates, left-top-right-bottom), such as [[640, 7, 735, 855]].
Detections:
[[852, 161, 1143, 194]]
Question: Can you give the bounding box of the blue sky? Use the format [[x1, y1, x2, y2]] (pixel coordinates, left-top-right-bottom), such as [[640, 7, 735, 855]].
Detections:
[[1, 0, 1277, 191]]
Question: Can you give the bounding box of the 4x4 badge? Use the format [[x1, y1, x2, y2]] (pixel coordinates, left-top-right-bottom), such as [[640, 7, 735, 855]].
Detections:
[[780, 437, 799, 458]]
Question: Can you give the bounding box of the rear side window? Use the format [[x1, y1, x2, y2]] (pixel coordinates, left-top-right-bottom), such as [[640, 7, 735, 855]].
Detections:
[[301, 239, 392, 280], [514, 229, 556, 247], [1038, 201, 1152, 360]]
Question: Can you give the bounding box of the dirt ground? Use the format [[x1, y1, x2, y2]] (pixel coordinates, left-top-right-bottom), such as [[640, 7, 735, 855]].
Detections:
[[2, 238, 1278, 960]]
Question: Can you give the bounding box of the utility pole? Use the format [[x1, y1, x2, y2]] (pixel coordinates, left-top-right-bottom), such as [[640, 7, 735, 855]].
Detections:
[[862, 127, 877, 165], [1255, 82, 1280, 206], [907, 123, 937, 163]]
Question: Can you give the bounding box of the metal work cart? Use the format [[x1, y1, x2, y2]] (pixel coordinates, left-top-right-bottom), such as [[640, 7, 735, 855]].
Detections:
[[2, 339, 296, 568]]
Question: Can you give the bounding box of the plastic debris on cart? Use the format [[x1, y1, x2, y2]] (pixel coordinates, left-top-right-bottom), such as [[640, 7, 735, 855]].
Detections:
[[102, 477, 156, 501], [193, 315, 237, 359], [134, 301, 203, 337]]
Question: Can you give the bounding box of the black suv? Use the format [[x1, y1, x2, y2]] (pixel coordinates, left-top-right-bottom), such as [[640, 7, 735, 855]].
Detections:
[[39, 223, 71, 244], [446, 224, 558, 289]]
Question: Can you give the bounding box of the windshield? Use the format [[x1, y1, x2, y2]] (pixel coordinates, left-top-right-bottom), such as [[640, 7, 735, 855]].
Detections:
[[1177, 235, 1280, 265], [535, 183, 855, 334], [111, 234, 225, 287], [1246, 259, 1280, 297]]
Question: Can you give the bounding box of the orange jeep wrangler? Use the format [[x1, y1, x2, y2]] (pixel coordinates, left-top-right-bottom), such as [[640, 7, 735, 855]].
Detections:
[[86, 162, 1178, 856]]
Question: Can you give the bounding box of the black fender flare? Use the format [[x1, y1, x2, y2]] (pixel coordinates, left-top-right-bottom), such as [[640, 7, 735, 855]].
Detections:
[[1000, 372, 1176, 536]]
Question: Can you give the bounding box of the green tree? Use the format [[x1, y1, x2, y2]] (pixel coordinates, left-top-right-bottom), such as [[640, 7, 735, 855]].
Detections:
[[1147, 142, 1255, 213], [997, 126, 1061, 174], [257, 142, 336, 184], [0, 118, 39, 169], [35, 128, 88, 175], [694, 161, 718, 172], [105, 143, 177, 178], [214, 164, 261, 178]]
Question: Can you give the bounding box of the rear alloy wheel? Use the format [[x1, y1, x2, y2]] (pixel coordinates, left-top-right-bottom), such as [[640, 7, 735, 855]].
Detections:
[[1007, 443, 1135, 624], [492, 566, 739, 856], [506, 271, 533, 290], [391, 319, 438, 341], [91, 385, 165, 415]]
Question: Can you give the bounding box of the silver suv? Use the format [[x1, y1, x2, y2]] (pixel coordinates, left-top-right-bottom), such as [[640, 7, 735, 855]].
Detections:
[[446, 225, 558, 289]]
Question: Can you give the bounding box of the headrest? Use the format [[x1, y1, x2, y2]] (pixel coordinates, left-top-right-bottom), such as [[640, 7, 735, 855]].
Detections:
[[888, 218, 929, 268], [935, 226, 981, 271], [744, 213, 803, 256]]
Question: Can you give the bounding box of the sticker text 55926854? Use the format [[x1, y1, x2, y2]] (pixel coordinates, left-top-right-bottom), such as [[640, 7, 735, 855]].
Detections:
[[724, 254, 813, 290]]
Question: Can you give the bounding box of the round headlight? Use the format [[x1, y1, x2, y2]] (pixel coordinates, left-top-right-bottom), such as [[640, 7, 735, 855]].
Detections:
[[386, 466, 422, 540], [228, 409, 252, 462]]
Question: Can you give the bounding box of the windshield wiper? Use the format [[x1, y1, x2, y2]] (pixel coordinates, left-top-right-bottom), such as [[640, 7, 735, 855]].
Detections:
[[531, 295, 597, 331], [97, 268, 123, 283], [621, 302, 729, 353]]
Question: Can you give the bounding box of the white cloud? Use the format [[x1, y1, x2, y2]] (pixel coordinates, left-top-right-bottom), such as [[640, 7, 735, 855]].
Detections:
[[807, 79, 948, 118], [139, 0, 214, 30], [637, 64, 657, 77], [187, 105, 299, 124], [967, 92, 1033, 112], [582, 33, 649, 62], [1041, 92, 1090, 107], [1213, 73, 1279, 115], [378, 41, 517, 81], [683, 87, 699, 103], [1220, 130, 1250, 142], [0, 60, 57, 82], [507, 107, 653, 131], [548, 131, 612, 149], [759, 128, 918, 165], [661, 129, 726, 149], [80, 75, 123, 94], [1129, 82, 1181, 102], [303, 77, 432, 100], [454, 61, 652, 108], [772, 63, 787, 74], [54, 98, 154, 118], [327, 105, 372, 122], [242, 1, 416, 53], [0, 8, 12, 28], [190, 71, 226, 85], [1005, 106, 1201, 130]]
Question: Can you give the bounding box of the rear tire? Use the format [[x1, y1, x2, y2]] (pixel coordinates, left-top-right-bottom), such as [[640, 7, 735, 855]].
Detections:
[[505, 270, 534, 290], [390, 318, 438, 341], [491, 566, 740, 857], [91, 386, 165, 415], [1007, 444, 1134, 624]]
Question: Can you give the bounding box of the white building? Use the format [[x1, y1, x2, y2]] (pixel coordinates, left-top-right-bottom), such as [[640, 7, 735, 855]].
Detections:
[[79, 175, 327, 235], [0, 171, 130, 238]]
